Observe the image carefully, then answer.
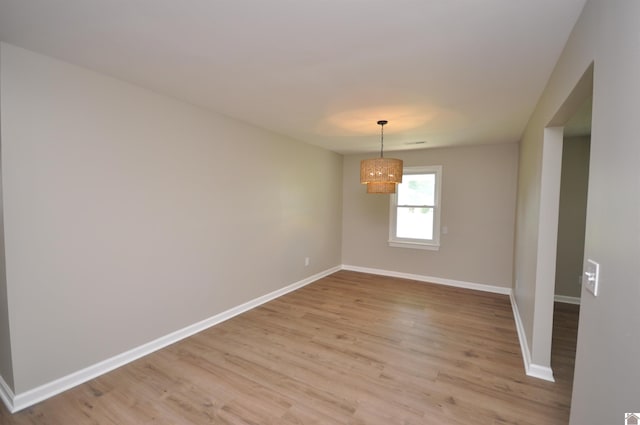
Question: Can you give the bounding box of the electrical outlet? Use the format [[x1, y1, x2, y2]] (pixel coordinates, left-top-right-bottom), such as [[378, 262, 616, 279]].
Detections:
[[583, 259, 600, 296], [304, 257, 310, 267]]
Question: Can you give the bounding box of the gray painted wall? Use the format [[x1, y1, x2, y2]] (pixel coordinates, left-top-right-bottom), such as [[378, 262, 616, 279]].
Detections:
[[513, 1, 640, 423], [554, 136, 590, 299], [0, 73, 14, 391], [0, 43, 343, 394], [343, 143, 518, 288]]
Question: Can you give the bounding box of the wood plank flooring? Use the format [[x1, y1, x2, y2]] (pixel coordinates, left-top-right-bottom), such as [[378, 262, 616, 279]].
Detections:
[[551, 301, 580, 399], [0, 271, 579, 424]]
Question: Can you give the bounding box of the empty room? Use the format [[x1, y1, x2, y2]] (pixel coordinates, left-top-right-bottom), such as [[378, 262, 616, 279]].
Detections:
[[0, 1, 638, 424]]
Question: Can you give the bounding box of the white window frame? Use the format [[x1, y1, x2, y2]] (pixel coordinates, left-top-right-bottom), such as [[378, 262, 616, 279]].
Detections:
[[389, 165, 442, 251]]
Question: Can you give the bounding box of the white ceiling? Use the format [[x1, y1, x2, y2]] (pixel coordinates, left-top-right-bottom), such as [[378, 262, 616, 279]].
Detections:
[[0, 0, 586, 154]]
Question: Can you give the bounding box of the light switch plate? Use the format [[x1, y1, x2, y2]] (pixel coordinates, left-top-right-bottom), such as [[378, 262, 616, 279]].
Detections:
[[584, 259, 600, 296]]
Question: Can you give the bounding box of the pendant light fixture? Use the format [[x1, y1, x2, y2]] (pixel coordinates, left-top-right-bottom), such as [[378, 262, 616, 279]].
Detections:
[[360, 120, 403, 194]]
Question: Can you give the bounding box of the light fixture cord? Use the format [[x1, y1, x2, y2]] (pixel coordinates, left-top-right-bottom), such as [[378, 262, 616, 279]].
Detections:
[[380, 123, 385, 158]]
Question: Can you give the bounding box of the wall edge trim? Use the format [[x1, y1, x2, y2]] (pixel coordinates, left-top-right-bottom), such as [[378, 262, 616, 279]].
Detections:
[[509, 293, 555, 382], [8, 265, 341, 413], [340, 264, 512, 294], [0, 374, 15, 413], [554, 294, 581, 305]]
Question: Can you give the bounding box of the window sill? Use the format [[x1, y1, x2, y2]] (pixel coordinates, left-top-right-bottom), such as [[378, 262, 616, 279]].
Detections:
[[388, 240, 440, 251]]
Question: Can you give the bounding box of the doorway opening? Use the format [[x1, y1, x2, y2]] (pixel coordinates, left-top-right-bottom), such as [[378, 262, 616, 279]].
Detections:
[[551, 94, 591, 392], [535, 62, 593, 399]]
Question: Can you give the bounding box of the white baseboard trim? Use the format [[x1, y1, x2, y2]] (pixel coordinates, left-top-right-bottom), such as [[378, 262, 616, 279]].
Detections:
[[0, 374, 15, 413], [527, 363, 555, 382], [509, 293, 555, 382], [6, 265, 341, 414], [341, 265, 512, 295], [554, 295, 581, 305]]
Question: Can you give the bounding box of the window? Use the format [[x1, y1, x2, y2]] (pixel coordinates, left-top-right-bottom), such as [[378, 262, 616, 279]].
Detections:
[[389, 165, 442, 250]]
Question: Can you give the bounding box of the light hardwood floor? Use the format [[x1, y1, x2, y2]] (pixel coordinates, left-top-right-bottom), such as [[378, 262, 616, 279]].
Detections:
[[0, 271, 579, 424]]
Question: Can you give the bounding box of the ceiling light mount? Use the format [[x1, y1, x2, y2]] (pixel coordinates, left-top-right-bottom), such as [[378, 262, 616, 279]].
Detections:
[[377, 120, 388, 158]]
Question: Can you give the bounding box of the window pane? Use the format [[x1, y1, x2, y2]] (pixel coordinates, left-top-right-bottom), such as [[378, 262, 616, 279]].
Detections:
[[396, 207, 434, 240], [397, 174, 435, 206]]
